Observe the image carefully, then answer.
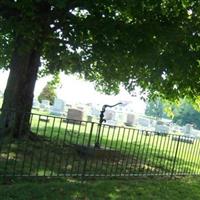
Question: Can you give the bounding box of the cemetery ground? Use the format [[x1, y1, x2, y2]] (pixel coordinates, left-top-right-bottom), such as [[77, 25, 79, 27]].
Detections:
[[1, 102, 200, 199], [0, 110, 200, 177], [0, 176, 200, 199]]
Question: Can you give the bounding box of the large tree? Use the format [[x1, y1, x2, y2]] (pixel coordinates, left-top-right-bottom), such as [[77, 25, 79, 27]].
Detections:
[[0, 1, 200, 137]]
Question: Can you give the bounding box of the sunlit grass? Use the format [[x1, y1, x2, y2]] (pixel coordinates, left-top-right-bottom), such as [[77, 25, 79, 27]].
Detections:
[[0, 111, 200, 177], [30, 113, 200, 175]]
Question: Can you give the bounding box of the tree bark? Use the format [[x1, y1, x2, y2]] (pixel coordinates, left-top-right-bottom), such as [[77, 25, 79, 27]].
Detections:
[[0, 37, 41, 138]]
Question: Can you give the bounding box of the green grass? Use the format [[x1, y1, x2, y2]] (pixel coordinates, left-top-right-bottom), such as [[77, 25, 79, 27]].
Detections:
[[29, 113, 200, 175], [0, 177, 200, 199], [1, 111, 200, 177]]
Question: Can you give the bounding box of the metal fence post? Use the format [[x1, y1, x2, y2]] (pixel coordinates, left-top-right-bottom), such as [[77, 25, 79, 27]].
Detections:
[[171, 135, 180, 178], [81, 122, 94, 181]]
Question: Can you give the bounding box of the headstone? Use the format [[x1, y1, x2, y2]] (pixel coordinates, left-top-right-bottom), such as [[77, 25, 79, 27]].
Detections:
[[184, 124, 193, 135], [104, 110, 116, 121], [104, 110, 117, 126], [40, 100, 50, 111], [67, 108, 84, 122], [137, 117, 150, 127], [125, 113, 135, 126], [155, 123, 169, 135], [91, 106, 100, 118], [115, 111, 126, 125], [51, 98, 65, 116], [39, 116, 50, 122], [32, 99, 40, 110], [87, 115, 93, 122]]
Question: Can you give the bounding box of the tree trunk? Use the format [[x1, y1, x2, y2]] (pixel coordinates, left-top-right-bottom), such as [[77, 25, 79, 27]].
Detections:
[[0, 37, 41, 138]]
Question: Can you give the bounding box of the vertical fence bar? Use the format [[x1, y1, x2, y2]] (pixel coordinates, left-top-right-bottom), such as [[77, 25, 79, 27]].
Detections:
[[110, 126, 121, 176], [194, 140, 200, 175], [70, 121, 87, 176], [132, 130, 144, 175], [4, 109, 200, 179], [115, 127, 126, 176], [189, 139, 198, 175], [149, 134, 160, 176], [124, 129, 135, 177], [155, 133, 164, 175], [81, 122, 94, 181], [175, 136, 184, 175], [104, 126, 112, 177], [146, 133, 156, 175], [57, 120, 69, 177], [120, 128, 131, 176], [185, 137, 194, 175], [141, 132, 152, 176], [171, 135, 180, 178], [137, 130, 148, 175], [128, 129, 139, 175], [108, 126, 117, 176], [192, 140, 200, 175], [98, 125, 107, 176], [43, 116, 55, 176], [158, 133, 167, 175]]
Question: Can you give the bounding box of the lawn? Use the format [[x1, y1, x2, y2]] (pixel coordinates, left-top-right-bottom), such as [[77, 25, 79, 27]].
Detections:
[[29, 112, 200, 175], [0, 110, 200, 178], [0, 177, 200, 200]]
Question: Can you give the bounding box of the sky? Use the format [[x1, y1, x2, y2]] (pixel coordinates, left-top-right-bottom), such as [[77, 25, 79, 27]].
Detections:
[[0, 70, 146, 114]]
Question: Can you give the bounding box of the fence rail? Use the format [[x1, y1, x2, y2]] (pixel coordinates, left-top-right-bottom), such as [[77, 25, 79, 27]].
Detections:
[[0, 110, 200, 179]]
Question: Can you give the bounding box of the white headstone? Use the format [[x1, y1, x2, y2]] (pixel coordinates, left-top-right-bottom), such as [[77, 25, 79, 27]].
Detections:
[[51, 98, 65, 116], [104, 110, 118, 126], [184, 124, 193, 135], [40, 100, 50, 111], [91, 106, 100, 117], [155, 122, 169, 134], [104, 110, 116, 121], [32, 99, 40, 110], [125, 113, 135, 126], [137, 117, 150, 127]]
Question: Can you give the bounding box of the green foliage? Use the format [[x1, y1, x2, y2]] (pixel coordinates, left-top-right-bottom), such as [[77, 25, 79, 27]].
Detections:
[[145, 98, 168, 119], [0, 1, 200, 98], [38, 74, 60, 105], [173, 100, 200, 129], [146, 97, 200, 128]]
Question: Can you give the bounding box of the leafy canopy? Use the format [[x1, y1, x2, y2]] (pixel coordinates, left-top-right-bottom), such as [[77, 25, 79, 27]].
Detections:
[[0, 0, 200, 99]]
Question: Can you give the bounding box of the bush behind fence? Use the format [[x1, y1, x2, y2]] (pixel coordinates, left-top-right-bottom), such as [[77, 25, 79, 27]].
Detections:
[[0, 110, 200, 179]]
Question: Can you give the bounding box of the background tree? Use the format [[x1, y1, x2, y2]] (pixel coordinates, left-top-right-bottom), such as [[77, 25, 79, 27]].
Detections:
[[172, 100, 200, 129], [146, 97, 200, 129], [38, 74, 60, 105], [0, 1, 200, 137], [145, 98, 168, 119]]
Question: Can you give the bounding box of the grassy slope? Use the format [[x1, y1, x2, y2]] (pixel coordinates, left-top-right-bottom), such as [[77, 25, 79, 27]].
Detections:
[[0, 177, 200, 200]]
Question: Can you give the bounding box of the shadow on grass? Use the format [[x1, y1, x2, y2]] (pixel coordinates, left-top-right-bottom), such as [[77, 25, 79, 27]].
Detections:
[[1, 177, 200, 200], [0, 125, 200, 178]]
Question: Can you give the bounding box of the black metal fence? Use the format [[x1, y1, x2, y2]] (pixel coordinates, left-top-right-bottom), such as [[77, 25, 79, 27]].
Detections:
[[0, 111, 200, 179]]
